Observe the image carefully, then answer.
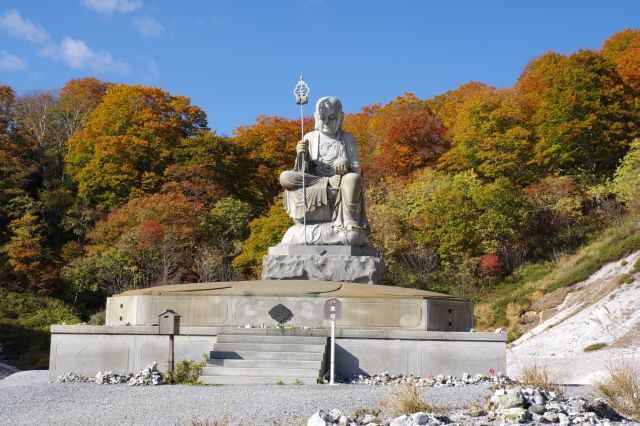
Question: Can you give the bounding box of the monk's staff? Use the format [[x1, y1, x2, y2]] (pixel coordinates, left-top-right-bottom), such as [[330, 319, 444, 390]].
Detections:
[[294, 76, 310, 245]]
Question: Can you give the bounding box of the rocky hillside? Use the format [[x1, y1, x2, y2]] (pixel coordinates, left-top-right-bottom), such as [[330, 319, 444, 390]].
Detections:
[[507, 251, 640, 384]]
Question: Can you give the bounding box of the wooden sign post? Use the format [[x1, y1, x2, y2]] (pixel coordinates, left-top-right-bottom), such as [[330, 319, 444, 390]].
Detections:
[[324, 297, 342, 385]]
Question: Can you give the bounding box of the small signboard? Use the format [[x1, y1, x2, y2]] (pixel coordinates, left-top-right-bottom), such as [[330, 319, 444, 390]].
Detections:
[[324, 297, 342, 321]]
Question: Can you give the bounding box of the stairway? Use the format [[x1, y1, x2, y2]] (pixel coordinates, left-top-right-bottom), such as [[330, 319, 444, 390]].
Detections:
[[200, 330, 328, 385]]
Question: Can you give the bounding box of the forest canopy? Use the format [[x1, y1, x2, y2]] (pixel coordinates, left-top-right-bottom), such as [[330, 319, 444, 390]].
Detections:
[[1, 29, 639, 318]]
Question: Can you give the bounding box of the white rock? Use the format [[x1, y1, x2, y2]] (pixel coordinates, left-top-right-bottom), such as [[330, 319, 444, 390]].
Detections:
[[307, 411, 331, 426], [409, 412, 430, 425]]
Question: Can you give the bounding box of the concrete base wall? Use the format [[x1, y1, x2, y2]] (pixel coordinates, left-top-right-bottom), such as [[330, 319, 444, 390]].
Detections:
[[49, 325, 506, 380], [106, 295, 474, 332]]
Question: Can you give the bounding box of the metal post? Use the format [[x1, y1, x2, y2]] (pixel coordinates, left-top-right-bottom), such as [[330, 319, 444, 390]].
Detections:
[[168, 334, 175, 373], [330, 318, 336, 385]]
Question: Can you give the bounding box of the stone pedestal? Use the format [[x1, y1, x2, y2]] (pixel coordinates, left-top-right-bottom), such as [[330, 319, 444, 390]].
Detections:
[[261, 245, 384, 284]]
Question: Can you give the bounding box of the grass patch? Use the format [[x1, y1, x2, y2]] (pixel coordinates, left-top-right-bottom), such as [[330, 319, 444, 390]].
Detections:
[[583, 342, 608, 352], [381, 384, 434, 417], [163, 358, 206, 385], [188, 415, 230, 426], [352, 407, 381, 418], [0, 288, 81, 369], [275, 380, 285, 385], [617, 273, 633, 285], [517, 361, 564, 396], [486, 216, 640, 331], [597, 360, 640, 421]]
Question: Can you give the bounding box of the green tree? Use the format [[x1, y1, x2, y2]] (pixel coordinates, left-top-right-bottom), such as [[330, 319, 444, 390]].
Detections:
[[612, 138, 640, 209], [232, 201, 291, 277]]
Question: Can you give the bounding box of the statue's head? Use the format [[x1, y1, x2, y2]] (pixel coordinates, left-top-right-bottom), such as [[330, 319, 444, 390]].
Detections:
[[315, 96, 344, 136]]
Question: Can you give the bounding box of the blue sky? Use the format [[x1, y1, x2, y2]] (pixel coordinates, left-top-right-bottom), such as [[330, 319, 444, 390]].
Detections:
[[1, 1, 638, 135]]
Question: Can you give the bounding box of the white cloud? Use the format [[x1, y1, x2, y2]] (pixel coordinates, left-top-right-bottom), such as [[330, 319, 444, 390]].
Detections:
[[0, 9, 50, 44], [82, 0, 142, 14], [0, 50, 27, 71], [132, 16, 164, 37], [144, 57, 160, 80], [39, 36, 129, 74]]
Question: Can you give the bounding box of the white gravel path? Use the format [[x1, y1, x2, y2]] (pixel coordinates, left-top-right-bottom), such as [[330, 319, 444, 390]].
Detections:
[[0, 371, 599, 426]]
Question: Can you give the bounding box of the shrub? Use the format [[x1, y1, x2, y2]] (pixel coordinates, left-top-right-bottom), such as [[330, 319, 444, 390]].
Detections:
[[163, 358, 206, 385], [88, 310, 106, 325], [597, 360, 640, 420], [583, 342, 608, 352], [517, 361, 564, 395], [381, 384, 434, 417], [0, 288, 81, 369]]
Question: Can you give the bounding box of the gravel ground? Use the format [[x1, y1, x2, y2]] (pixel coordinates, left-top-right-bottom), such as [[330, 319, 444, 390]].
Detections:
[[0, 371, 598, 426]]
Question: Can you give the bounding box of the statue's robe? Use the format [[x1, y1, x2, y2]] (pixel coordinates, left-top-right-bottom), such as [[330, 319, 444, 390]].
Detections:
[[279, 130, 368, 245]]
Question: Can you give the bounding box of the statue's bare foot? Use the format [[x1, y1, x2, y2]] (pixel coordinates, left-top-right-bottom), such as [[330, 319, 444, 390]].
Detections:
[[345, 222, 362, 232]]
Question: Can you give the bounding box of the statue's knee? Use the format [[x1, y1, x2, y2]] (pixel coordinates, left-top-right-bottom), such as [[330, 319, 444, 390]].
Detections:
[[279, 171, 295, 189], [343, 173, 361, 188]]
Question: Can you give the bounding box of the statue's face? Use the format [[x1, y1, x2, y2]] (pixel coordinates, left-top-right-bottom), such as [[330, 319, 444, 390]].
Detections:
[[315, 101, 343, 136]]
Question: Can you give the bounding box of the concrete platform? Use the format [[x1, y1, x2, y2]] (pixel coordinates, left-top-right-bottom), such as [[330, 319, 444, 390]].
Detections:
[[106, 280, 474, 332], [50, 280, 506, 381]]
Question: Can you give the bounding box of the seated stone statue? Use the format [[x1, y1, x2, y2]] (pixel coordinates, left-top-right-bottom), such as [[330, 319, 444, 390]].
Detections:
[[278, 96, 370, 246]]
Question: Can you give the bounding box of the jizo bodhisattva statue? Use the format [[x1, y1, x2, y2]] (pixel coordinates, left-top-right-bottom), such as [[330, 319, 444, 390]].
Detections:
[[278, 96, 370, 246]]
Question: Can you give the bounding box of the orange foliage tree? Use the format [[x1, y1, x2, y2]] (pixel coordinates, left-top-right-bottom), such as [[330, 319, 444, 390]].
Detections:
[[367, 93, 445, 179], [65, 85, 207, 210], [601, 29, 640, 90], [230, 115, 314, 210]]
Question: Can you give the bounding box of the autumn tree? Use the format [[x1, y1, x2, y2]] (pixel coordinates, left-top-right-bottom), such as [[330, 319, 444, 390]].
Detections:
[[601, 29, 640, 90], [2, 196, 56, 292], [62, 192, 205, 297], [65, 84, 207, 210], [532, 50, 638, 178], [513, 52, 567, 114], [437, 85, 536, 183], [343, 104, 380, 164], [367, 93, 445, 179], [524, 176, 585, 258], [230, 115, 313, 210]]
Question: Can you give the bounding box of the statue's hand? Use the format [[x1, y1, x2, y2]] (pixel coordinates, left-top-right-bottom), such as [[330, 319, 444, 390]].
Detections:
[[329, 174, 342, 188], [296, 139, 309, 156], [334, 157, 349, 176]]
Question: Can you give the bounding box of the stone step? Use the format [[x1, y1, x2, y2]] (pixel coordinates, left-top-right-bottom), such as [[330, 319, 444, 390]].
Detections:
[[220, 359, 322, 369], [216, 328, 329, 337], [209, 350, 325, 361], [200, 375, 319, 385], [212, 342, 326, 353], [202, 366, 319, 378], [217, 334, 327, 345]]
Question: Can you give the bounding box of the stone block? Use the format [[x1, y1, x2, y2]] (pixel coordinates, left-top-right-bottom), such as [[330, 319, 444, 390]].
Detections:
[[261, 254, 383, 284]]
